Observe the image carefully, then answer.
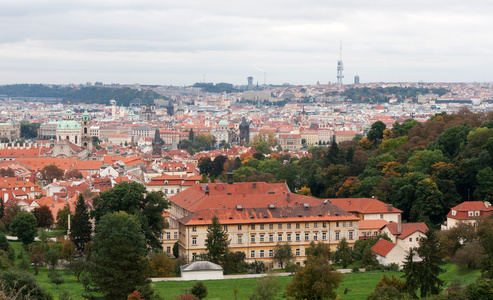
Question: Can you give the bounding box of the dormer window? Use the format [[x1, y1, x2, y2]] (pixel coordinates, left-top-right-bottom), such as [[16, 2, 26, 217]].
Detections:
[[468, 211, 474, 217], [451, 210, 456, 216], [475, 211, 480, 216]]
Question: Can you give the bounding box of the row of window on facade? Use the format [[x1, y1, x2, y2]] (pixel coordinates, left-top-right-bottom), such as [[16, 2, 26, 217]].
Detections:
[[191, 221, 354, 232], [161, 231, 178, 240], [190, 231, 355, 246], [164, 188, 180, 194]]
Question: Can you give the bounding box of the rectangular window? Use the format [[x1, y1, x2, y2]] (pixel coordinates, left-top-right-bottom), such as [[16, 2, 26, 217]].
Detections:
[[343, 221, 346, 227], [160, 233, 164, 239], [251, 250, 255, 258], [260, 250, 265, 258], [322, 232, 327, 240], [174, 232, 178, 239], [314, 222, 318, 228], [409, 238, 412, 242], [296, 233, 300, 241], [223, 225, 228, 232], [260, 224, 264, 230], [323, 222, 327, 228], [192, 253, 197, 261], [287, 223, 291, 229], [238, 225, 242, 230], [278, 224, 282, 229], [260, 234, 265, 242], [305, 223, 309, 228], [192, 226, 197, 232], [296, 248, 300, 256], [164, 189, 168, 194], [269, 250, 274, 257], [374, 231, 378, 236], [287, 233, 292, 242], [380, 214, 384, 219], [192, 237, 197, 245], [336, 222, 339, 227], [278, 234, 283, 242], [251, 224, 255, 230], [177, 189, 180, 193], [269, 234, 274, 242], [166, 232, 171, 239], [305, 233, 309, 241], [314, 233, 318, 240], [349, 231, 354, 240], [269, 224, 274, 229], [296, 223, 300, 229], [335, 232, 340, 240], [238, 235, 243, 243], [167, 246, 171, 253], [349, 221, 353, 227], [251, 235, 256, 243]]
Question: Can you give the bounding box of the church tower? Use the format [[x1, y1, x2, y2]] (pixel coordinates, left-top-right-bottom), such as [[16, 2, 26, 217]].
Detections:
[[239, 117, 250, 145], [81, 108, 92, 151]]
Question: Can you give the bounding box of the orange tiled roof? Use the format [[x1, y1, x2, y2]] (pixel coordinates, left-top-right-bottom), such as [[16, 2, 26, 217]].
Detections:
[[382, 222, 428, 239], [371, 239, 397, 257], [330, 198, 403, 215], [359, 219, 389, 230], [447, 201, 493, 220]]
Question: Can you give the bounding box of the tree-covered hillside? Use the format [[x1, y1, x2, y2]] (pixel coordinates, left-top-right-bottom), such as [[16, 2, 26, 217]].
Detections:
[[210, 108, 493, 229], [0, 84, 163, 106]]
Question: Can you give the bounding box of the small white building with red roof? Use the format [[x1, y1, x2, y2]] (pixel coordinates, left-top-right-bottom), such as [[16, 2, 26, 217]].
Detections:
[[371, 238, 408, 267], [380, 221, 428, 253], [443, 201, 493, 230]]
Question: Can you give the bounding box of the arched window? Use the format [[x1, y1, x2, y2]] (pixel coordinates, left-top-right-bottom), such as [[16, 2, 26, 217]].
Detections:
[[84, 128, 87, 134], [75, 136, 77, 144]]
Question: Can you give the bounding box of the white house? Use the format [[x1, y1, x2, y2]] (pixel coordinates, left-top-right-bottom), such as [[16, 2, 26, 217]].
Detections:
[[180, 261, 224, 281], [371, 238, 408, 267]]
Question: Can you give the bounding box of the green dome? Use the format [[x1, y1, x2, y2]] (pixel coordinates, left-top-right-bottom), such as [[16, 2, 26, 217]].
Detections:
[[57, 120, 81, 129], [218, 119, 229, 126]]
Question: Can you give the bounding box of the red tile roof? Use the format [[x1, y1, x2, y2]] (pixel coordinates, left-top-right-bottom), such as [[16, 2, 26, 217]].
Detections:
[[447, 201, 493, 220], [359, 219, 389, 230], [382, 222, 428, 239], [330, 198, 403, 215], [371, 239, 397, 257]]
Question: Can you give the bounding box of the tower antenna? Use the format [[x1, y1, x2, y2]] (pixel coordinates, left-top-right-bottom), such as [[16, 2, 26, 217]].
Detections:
[[337, 40, 344, 85]]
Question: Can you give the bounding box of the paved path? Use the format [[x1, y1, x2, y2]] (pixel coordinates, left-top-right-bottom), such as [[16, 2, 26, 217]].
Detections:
[[6, 235, 57, 242], [151, 268, 364, 282]]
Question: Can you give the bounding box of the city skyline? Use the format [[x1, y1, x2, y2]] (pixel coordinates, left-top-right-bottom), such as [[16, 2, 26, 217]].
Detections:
[[0, 0, 491, 86]]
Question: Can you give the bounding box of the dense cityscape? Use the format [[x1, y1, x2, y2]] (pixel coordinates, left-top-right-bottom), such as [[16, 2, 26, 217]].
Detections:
[[1, 79, 493, 299]]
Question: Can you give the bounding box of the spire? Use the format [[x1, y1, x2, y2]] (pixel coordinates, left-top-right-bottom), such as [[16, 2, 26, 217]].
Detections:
[[227, 161, 234, 185]]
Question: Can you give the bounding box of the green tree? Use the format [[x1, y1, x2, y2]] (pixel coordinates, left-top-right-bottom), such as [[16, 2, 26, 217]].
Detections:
[[190, 281, 208, 299], [286, 254, 344, 300], [148, 252, 175, 277], [402, 230, 444, 298], [70, 194, 92, 254], [32, 205, 54, 228], [204, 216, 230, 264], [0, 197, 4, 220], [56, 204, 71, 233], [86, 211, 154, 299], [273, 243, 293, 269], [197, 157, 212, 175], [173, 241, 179, 258], [188, 129, 195, 141], [477, 217, 493, 278], [2, 204, 21, 233], [249, 273, 280, 300], [91, 182, 169, 250], [410, 177, 445, 225], [0, 270, 53, 300], [367, 121, 386, 144], [333, 238, 352, 268], [11, 212, 37, 245]]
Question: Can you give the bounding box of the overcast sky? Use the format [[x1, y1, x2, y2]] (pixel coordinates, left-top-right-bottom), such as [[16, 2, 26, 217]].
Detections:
[[0, 0, 491, 86]]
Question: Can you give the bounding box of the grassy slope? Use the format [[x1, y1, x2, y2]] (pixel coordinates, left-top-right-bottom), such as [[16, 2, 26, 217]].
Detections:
[[6, 241, 482, 300]]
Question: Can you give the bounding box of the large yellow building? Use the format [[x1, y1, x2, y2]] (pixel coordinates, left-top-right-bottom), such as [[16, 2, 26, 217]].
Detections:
[[167, 182, 359, 268]]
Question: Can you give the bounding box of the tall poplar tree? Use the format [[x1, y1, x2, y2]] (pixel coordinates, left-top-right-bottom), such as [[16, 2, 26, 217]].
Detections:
[[205, 216, 229, 264], [70, 194, 92, 253]]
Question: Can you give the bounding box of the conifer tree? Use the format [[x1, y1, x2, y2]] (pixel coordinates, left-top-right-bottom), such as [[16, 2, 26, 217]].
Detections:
[[205, 216, 229, 264], [70, 194, 92, 254]]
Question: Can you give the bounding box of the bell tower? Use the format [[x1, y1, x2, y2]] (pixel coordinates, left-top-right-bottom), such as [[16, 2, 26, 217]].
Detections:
[[81, 109, 92, 152]]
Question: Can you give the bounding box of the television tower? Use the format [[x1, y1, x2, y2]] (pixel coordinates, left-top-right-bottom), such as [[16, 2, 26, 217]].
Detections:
[[337, 40, 344, 85]]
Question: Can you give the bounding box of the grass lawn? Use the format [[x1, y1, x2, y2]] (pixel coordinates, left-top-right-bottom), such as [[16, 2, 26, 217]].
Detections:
[[6, 240, 483, 300]]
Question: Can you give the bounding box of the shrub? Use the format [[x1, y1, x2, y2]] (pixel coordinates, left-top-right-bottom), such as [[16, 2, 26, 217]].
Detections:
[[190, 281, 208, 299], [351, 266, 360, 273]]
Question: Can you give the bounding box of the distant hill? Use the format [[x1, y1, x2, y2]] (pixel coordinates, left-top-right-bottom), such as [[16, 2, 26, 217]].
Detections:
[[0, 84, 164, 106]]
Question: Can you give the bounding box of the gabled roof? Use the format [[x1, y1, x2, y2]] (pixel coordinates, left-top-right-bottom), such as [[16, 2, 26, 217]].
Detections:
[[330, 198, 403, 215], [447, 201, 493, 220], [371, 239, 397, 257], [382, 222, 428, 239]]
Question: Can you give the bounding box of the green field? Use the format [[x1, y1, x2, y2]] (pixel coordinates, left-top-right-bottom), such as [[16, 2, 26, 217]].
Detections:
[[6, 241, 482, 300]]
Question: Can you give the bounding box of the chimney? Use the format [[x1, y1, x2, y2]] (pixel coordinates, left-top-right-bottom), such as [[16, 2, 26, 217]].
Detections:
[[388, 204, 393, 211], [397, 214, 401, 234], [205, 185, 210, 196], [252, 183, 257, 190], [227, 161, 234, 185]]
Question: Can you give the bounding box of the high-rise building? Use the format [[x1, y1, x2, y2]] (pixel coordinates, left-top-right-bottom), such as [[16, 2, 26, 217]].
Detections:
[[354, 75, 360, 84], [247, 76, 254, 91]]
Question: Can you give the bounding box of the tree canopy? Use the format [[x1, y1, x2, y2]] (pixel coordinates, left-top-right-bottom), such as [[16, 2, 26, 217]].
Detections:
[[91, 182, 169, 250]]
